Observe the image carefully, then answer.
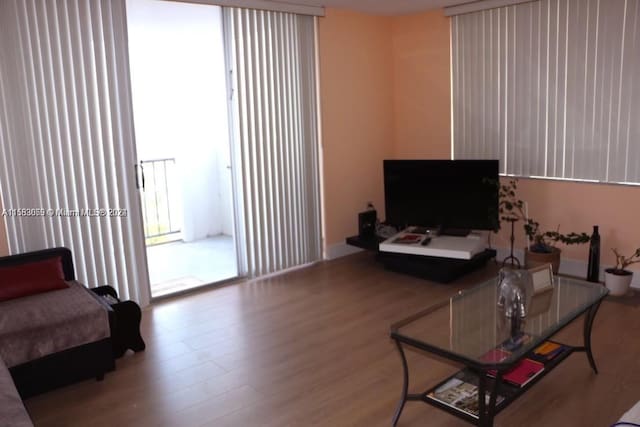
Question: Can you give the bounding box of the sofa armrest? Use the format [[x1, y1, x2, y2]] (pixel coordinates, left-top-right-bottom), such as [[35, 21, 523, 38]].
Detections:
[[91, 285, 120, 301]]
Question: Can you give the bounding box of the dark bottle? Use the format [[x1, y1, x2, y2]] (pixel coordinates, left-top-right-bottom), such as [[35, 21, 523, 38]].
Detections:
[[587, 226, 600, 282]]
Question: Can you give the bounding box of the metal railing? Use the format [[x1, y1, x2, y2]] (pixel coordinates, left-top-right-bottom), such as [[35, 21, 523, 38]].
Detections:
[[140, 158, 181, 244]]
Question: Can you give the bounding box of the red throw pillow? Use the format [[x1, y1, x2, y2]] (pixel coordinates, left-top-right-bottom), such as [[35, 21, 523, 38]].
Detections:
[[0, 256, 69, 302]]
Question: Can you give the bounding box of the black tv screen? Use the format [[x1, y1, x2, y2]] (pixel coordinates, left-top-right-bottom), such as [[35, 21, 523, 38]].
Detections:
[[383, 159, 499, 231]]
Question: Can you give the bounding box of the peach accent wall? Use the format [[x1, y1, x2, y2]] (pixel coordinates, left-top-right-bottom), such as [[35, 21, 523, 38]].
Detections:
[[319, 9, 452, 249], [319, 6, 640, 274], [391, 11, 451, 159], [495, 178, 640, 272], [318, 8, 394, 247]]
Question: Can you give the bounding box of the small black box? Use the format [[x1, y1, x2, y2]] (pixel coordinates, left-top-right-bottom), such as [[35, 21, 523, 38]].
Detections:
[[358, 210, 377, 237]]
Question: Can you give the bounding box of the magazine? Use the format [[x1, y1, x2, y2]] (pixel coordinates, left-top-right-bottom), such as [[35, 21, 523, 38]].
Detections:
[[428, 374, 505, 419], [392, 233, 423, 244]]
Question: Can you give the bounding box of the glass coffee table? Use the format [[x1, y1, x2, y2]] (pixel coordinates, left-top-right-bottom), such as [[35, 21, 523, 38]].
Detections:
[[390, 275, 608, 426]]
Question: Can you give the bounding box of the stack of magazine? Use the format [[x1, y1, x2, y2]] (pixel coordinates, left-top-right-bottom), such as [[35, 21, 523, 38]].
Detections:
[[427, 371, 505, 419]]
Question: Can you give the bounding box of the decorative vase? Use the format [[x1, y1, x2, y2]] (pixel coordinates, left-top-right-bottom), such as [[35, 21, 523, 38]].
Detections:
[[604, 269, 633, 296], [587, 225, 600, 282], [525, 247, 561, 274]]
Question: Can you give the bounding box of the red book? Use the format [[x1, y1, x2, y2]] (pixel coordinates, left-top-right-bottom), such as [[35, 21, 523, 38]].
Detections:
[[392, 234, 422, 244], [489, 358, 544, 388]]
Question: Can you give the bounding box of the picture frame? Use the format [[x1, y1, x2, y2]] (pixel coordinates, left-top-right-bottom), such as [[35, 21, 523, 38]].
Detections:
[[528, 287, 553, 316], [528, 263, 554, 294]]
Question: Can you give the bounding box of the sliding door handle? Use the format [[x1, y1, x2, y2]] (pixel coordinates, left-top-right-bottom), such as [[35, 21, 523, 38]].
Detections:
[[134, 163, 146, 191]]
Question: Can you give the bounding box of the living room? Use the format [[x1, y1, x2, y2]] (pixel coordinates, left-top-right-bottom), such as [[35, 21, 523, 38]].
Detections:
[[1, 0, 640, 426]]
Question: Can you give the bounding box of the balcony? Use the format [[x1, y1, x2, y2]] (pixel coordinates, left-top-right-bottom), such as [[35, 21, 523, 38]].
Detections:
[[146, 236, 237, 297], [140, 157, 238, 297]]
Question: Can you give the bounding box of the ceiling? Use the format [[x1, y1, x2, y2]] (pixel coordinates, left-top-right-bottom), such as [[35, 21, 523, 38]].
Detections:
[[273, 0, 473, 15]]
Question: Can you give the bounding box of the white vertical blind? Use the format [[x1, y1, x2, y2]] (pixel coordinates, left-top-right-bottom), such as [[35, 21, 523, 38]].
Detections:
[[0, 0, 150, 306], [223, 7, 322, 277], [452, 0, 640, 184]]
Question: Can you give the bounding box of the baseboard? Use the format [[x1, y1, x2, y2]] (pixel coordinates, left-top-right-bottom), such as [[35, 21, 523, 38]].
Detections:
[[494, 247, 640, 289], [325, 242, 362, 260]]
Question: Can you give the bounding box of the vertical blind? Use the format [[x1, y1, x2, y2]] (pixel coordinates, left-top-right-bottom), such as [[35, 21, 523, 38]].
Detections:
[[0, 0, 150, 305], [452, 0, 640, 184], [223, 8, 322, 277]]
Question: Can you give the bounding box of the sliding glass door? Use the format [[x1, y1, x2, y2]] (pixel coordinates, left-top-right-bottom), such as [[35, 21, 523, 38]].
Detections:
[[127, 0, 241, 298]]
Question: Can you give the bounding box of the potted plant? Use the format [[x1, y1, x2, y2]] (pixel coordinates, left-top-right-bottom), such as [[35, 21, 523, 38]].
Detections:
[[499, 179, 590, 273], [605, 248, 640, 296], [522, 220, 590, 273]]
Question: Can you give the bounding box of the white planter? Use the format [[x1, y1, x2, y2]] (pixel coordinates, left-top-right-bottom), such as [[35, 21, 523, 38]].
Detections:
[[604, 268, 633, 297]]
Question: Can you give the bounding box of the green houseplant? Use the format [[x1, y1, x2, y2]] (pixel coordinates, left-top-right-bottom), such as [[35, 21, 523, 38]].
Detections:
[[605, 248, 640, 296], [499, 179, 590, 273]]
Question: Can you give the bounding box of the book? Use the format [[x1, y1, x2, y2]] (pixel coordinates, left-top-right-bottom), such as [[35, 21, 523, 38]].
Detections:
[[534, 341, 561, 356], [427, 373, 505, 419], [530, 341, 569, 363], [391, 233, 422, 244], [489, 358, 544, 388]]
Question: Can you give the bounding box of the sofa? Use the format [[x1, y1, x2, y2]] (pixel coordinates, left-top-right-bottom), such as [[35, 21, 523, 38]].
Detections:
[[0, 247, 116, 425], [0, 356, 32, 427]]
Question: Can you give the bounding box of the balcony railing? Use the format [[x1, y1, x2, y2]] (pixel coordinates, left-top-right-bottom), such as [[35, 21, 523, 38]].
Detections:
[[140, 158, 181, 245]]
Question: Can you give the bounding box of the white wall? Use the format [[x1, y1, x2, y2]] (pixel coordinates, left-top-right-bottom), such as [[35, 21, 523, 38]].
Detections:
[[127, 0, 234, 241]]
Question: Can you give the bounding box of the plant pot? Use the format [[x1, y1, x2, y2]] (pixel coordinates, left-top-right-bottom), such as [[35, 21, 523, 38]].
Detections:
[[525, 247, 561, 274], [604, 268, 633, 296]]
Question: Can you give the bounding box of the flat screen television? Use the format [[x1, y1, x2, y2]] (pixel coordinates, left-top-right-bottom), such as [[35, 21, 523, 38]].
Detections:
[[383, 159, 499, 233]]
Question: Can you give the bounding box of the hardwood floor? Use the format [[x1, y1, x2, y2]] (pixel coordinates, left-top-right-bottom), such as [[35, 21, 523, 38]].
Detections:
[[24, 252, 640, 426]]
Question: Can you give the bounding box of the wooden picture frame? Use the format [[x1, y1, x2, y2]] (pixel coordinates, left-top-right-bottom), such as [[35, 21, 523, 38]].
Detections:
[[528, 263, 554, 294]]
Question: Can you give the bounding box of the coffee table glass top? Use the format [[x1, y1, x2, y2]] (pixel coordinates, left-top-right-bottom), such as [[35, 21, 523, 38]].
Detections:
[[391, 276, 608, 367]]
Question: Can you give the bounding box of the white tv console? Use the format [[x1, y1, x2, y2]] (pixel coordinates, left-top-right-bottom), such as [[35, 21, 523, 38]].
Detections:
[[379, 228, 486, 260]]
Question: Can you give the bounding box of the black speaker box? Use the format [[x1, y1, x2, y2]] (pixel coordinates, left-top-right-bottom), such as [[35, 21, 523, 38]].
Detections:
[[358, 210, 377, 237]]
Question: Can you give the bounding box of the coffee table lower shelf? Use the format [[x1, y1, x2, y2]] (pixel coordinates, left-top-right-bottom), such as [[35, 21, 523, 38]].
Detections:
[[392, 340, 591, 427], [420, 343, 574, 425]]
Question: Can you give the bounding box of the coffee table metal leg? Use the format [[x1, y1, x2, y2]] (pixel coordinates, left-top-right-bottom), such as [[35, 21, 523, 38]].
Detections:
[[484, 371, 501, 427], [477, 371, 487, 426], [469, 367, 499, 427], [392, 340, 409, 426], [583, 299, 603, 374]]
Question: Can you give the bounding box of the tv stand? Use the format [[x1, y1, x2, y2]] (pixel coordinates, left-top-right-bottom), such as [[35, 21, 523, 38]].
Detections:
[[345, 235, 496, 283]]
